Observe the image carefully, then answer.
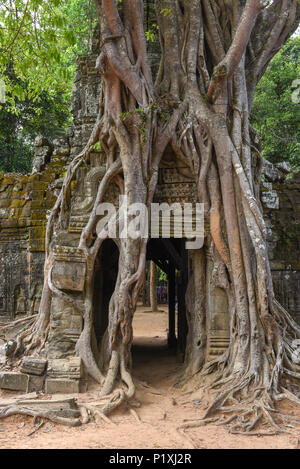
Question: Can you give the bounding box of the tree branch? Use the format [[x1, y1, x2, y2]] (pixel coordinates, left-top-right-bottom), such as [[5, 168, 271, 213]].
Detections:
[[208, 0, 267, 101], [247, 0, 298, 105]]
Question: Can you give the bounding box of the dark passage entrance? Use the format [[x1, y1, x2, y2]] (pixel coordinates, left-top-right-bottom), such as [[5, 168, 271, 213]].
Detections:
[[131, 239, 188, 380], [93, 239, 119, 348], [92, 238, 189, 380], [132, 238, 189, 385], [146, 238, 189, 358]]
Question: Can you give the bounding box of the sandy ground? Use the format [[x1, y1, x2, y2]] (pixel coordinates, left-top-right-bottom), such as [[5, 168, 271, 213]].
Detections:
[[1, 305, 300, 449]]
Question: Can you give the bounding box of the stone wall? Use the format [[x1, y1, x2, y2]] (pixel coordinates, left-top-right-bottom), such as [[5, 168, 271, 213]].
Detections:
[[0, 154, 68, 321], [0, 33, 103, 324], [68, 36, 101, 159], [262, 171, 300, 322]]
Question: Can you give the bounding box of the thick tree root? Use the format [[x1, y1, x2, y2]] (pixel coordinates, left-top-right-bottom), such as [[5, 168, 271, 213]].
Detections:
[[188, 373, 300, 434], [129, 407, 141, 423], [74, 385, 138, 425], [181, 294, 300, 435], [230, 430, 282, 436], [0, 315, 37, 333], [0, 387, 137, 428], [78, 403, 117, 425], [0, 405, 82, 427], [179, 417, 219, 430], [26, 420, 45, 436]]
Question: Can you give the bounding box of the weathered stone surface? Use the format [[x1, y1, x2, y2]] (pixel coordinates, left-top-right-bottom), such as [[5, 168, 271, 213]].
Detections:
[[47, 357, 83, 379], [65, 126, 74, 138], [27, 374, 45, 392], [34, 146, 52, 159], [0, 372, 29, 391], [0, 340, 17, 357], [52, 137, 70, 156], [32, 145, 52, 173], [45, 378, 80, 394], [0, 157, 68, 322], [261, 188, 279, 209], [52, 261, 86, 292], [262, 158, 286, 182], [20, 357, 47, 376], [276, 162, 291, 174], [34, 135, 50, 147], [263, 172, 300, 321], [0, 356, 6, 366], [46, 300, 83, 359]]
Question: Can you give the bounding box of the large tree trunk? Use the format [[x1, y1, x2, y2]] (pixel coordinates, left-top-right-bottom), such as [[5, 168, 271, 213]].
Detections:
[[14, 0, 300, 430]]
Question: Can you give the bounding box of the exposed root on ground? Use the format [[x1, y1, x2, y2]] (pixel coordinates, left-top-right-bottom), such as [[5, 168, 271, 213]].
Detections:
[[0, 383, 138, 428], [185, 367, 300, 434], [0, 405, 82, 427]]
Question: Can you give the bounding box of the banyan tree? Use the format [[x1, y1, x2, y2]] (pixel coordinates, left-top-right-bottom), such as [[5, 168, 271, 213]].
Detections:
[[4, 0, 300, 432]]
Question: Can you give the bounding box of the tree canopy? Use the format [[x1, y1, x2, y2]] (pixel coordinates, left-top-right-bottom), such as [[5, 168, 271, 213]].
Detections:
[[0, 1, 298, 173], [251, 36, 300, 170], [0, 0, 98, 172]]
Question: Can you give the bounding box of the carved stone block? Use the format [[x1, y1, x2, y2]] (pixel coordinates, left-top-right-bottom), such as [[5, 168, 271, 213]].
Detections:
[[65, 315, 83, 335], [27, 374, 45, 392], [20, 357, 47, 376], [0, 372, 29, 391], [52, 260, 86, 291], [45, 378, 80, 394], [47, 357, 83, 380]]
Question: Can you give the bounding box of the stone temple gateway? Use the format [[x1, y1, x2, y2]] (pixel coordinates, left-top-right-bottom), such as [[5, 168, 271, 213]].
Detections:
[[0, 41, 299, 394]]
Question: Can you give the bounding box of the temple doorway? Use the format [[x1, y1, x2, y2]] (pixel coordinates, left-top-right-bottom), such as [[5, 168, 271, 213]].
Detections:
[[132, 238, 189, 384], [93, 239, 119, 349], [92, 238, 189, 383]]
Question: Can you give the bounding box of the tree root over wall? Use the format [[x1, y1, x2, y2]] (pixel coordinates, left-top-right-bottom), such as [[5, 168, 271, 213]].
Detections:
[[1, 0, 300, 434]]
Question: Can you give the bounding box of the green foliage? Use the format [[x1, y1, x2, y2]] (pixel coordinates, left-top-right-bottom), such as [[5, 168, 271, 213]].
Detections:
[[156, 265, 167, 283], [0, 0, 75, 109], [160, 8, 173, 18], [251, 37, 300, 170], [145, 24, 159, 42], [93, 141, 103, 152], [0, 70, 70, 173], [0, 138, 32, 173], [0, 0, 97, 108], [0, 0, 97, 173], [60, 0, 98, 57]]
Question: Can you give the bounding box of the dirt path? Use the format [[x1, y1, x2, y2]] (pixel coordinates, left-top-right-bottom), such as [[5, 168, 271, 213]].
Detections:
[[1, 307, 300, 449]]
